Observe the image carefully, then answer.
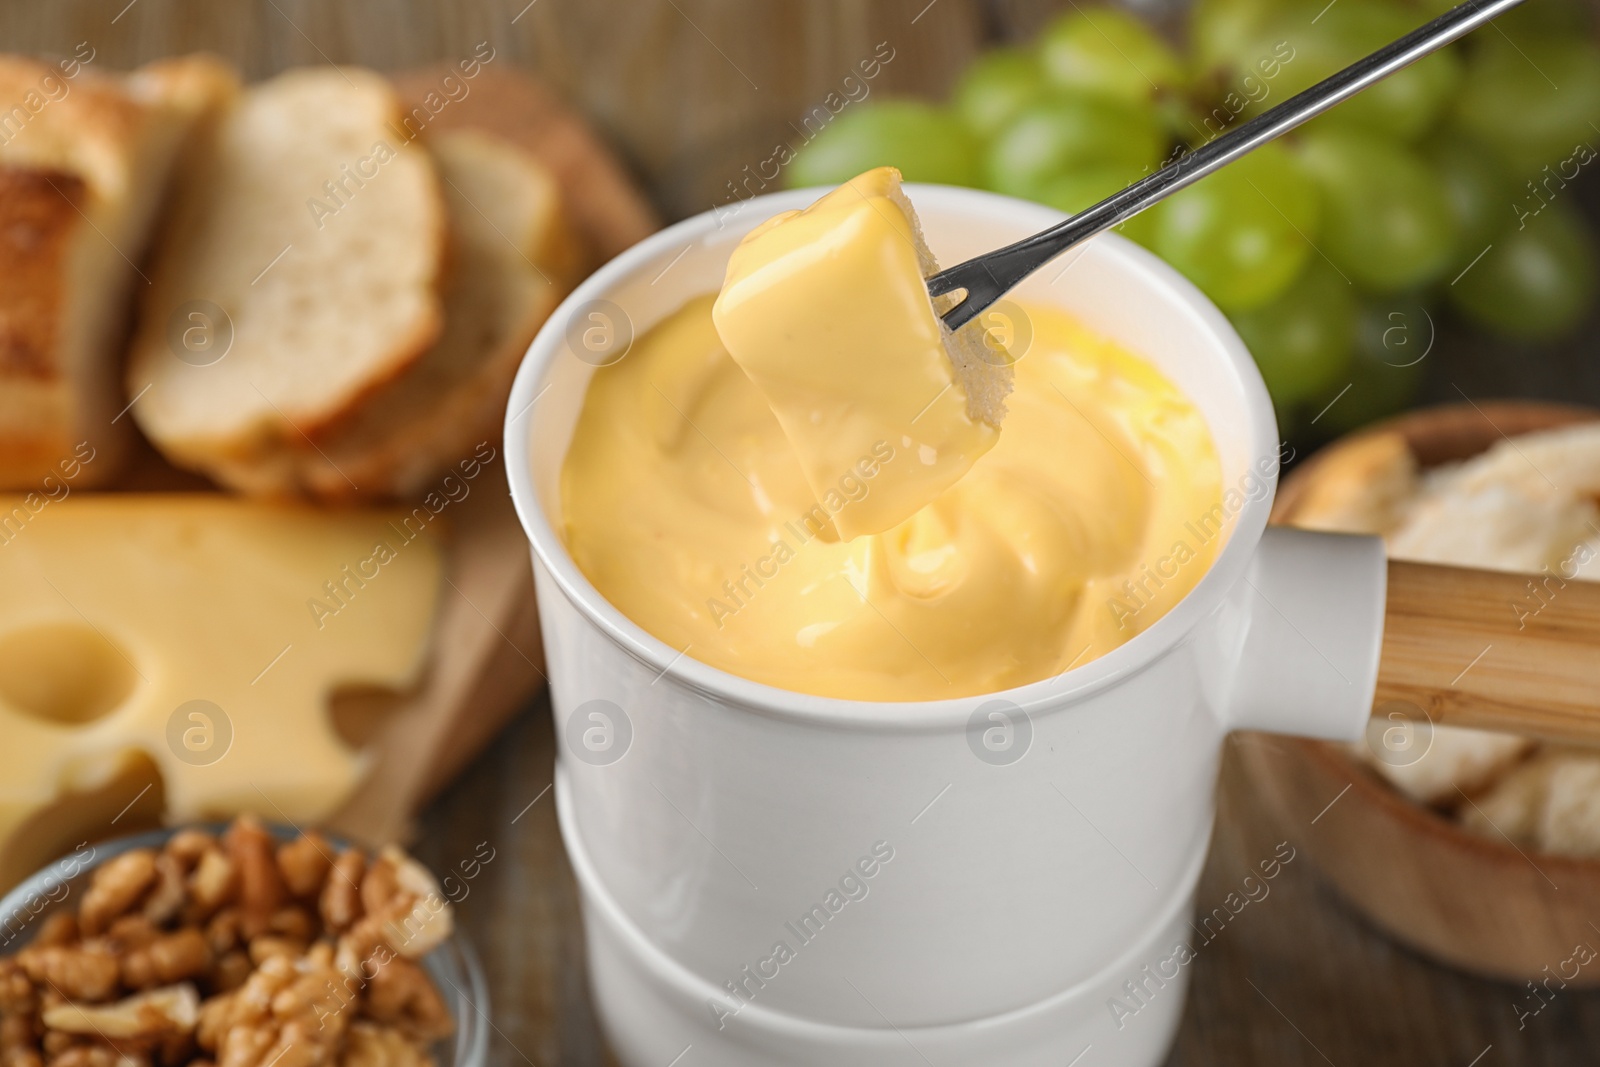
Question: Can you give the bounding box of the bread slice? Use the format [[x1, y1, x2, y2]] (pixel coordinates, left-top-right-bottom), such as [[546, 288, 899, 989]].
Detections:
[[1534, 751, 1600, 857], [127, 67, 448, 475], [1355, 724, 1533, 806], [127, 53, 241, 130], [1458, 748, 1550, 844], [0, 54, 237, 490], [1459, 748, 1600, 857], [206, 128, 577, 500], [1287, 430, 1417, 535], [1445, 421, 1600, 499]]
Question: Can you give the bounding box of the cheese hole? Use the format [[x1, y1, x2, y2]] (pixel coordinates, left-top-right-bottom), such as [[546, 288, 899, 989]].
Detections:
[[328, 683, 407, 749], [0, 623, 139, 724]]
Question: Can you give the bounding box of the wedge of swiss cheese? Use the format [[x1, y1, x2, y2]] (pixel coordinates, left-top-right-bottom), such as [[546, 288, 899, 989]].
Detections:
[[0, 494, 441, 887]]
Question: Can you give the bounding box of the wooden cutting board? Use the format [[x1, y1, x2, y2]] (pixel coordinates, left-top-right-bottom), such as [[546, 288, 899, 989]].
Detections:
[[114, 67, 658, 849]]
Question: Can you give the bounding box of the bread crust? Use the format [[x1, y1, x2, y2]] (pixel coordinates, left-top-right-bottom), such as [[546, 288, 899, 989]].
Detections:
[[0, 167, 81, 381], [0, 54, 220, 490]]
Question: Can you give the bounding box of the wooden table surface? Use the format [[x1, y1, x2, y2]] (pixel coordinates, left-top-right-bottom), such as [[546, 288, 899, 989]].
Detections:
[[7, 1, 1600, 1063], [1, 0, 1044, 217]]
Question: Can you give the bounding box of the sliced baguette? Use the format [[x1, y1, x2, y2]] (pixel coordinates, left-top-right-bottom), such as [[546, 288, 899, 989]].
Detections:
[[0, 53, 236, 489], [127, 53, 241, 128], [212, 128, 577, 501], [127, 66, 448, 474], [1287, 430, 1417, 535]]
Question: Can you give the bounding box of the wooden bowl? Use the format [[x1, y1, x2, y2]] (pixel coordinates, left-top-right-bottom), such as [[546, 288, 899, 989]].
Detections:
[[1238, 400, 1600, 985]]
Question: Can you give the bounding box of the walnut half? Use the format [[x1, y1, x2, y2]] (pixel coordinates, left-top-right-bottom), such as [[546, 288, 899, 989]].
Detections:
[[42, 984, 199, 1040], [339, 1023, 433, 1067]]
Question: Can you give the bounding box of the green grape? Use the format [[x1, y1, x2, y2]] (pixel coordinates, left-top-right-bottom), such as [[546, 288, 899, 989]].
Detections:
[[1476, 0, 1594, 46], [1189, 0, 1301, 75], [1317, 296, 1431, 435], [1419, 135, 1511, 260], [1147, 141, 1320, 312], [1117, 205, 1160, 250], [1184, 45, 1296, 147], [982, 95, 1166, 199], [1242, 2, 1461, 141], [1033, 166, 1129, 216], [1448, 202, 1600, 342], [1032, 166, 1157, 246], [1156, 97, 1207, 144], [1039, 6, 1185, 105], [1453, 37, 1600, 174], [787, 101, 980, 188], [1231, 262, 1356, 412], [1295, 130, 1454, 293], [952, 48, 1048, 137]]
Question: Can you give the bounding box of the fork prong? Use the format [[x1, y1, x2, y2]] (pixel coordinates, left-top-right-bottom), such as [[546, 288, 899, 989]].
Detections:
[[939, 292, 987, 331], [930, 262, 1001, 330], [925, 269, 966, 298]]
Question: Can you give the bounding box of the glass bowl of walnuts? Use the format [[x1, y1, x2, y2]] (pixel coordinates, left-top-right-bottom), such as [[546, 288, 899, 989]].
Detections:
[[0, 816, 487, 1067]]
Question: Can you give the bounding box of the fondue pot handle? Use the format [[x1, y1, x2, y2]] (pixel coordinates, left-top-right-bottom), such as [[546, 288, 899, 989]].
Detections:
[[1228, 529, 1600, 745], [1376, 559, 1600, 744], [1226, 526, 1389, 741]]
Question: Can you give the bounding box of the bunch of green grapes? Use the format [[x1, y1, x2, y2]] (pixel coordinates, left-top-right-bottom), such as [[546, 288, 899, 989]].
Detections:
[[787, 0, 1600, 438]]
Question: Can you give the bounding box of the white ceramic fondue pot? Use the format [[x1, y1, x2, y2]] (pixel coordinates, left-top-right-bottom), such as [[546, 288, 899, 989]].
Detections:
[[504, 185, 1387, 1066]]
